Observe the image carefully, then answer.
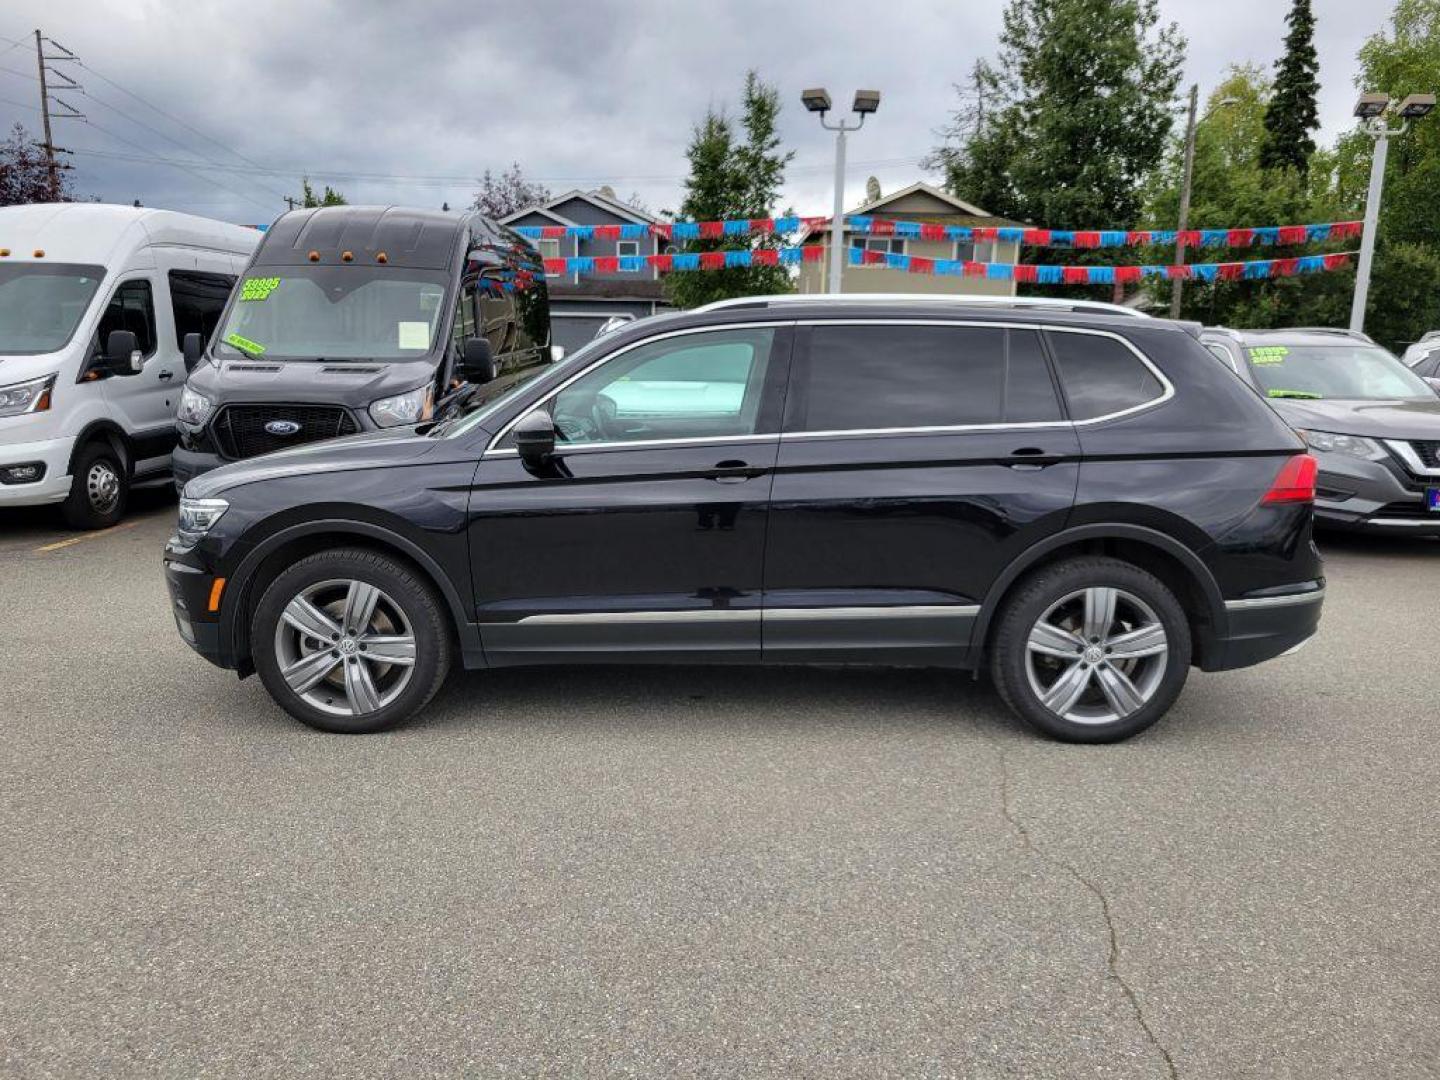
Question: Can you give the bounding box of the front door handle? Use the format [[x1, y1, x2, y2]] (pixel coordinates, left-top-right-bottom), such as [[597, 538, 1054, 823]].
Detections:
[[707, 459, 765, 484], [158, 369, 174, 381]]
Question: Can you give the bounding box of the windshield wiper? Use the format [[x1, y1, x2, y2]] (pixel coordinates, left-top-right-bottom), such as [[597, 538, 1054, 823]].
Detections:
[[1267, 389, 1323, 400]]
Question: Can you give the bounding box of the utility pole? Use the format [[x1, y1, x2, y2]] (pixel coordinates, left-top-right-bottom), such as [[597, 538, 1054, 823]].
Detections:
[[284, 196, 298, 211], [1170, 83, 1199, 320], [34, 30, 56, 194], [31, 30, 82, 201]]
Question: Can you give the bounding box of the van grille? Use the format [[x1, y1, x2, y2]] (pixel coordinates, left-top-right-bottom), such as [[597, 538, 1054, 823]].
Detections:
[[212, 404, 359, 459]]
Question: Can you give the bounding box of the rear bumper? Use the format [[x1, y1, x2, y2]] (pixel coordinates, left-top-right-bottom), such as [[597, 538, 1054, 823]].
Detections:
[[0, 434, 75, 506], [1204, 585, 1325, 671]]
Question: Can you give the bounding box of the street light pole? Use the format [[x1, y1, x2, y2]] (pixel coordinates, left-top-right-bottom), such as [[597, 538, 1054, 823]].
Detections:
[[802, 88, 880, 295], [1169, 83, 1199, 320], [1348, 92, 1434, 333], [1350, 121, 1395, 333]]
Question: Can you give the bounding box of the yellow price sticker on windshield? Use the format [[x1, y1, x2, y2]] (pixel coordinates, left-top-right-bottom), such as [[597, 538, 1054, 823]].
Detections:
[[1249, 346, 1289, 365], [240, 276, 282, 302], [224, 332, 266, 355]]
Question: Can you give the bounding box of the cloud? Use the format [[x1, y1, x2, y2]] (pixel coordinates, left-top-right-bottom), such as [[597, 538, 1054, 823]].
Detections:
[[0, 0, 1385, 226]]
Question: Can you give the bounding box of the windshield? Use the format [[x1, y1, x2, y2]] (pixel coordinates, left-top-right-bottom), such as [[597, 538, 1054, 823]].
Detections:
[[0, 263, 105, 356], [1246, 343, 1434, 401], [216, 265, 449, 361]]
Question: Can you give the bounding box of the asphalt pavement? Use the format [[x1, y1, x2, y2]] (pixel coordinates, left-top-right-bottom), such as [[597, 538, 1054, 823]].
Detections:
[[1, 494, 1436, 1078]]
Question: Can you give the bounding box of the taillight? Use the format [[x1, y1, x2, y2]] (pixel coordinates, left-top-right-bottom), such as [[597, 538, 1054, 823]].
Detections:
[[1261, 453, 1318, 504]]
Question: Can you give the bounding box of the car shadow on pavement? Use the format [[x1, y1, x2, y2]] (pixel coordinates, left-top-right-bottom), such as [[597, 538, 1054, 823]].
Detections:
[[0, 485, 176, 545], [1315, 529, 1439, 560]]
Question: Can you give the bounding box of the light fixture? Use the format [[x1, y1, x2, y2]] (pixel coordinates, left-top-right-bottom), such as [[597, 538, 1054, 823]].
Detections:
[[852, 89, 882, 115], [800, 87, 832, 114], [1398, 92, 1436, 119], [1354, 92, 1391, 119]]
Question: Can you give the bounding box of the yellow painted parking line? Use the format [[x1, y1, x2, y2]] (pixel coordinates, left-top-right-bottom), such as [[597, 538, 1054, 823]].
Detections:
[[36, 521, 138, 553]]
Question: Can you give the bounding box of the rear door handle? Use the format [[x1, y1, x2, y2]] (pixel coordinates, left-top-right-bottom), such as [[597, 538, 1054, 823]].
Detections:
[[1006, 447, 1063, 470], [707, 459, 766, 484], [158, 370, 174, 381]]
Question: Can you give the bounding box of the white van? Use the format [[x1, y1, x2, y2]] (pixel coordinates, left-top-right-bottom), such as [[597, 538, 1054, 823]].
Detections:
[[0, 203, 260, 527]]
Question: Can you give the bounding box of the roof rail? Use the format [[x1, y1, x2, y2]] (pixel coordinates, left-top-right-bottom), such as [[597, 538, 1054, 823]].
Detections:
[[1250, 326, 1375, 342], [693, 293, 1153, 318]]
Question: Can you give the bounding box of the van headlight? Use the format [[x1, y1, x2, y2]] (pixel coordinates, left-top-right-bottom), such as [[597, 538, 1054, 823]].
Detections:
[[0, 374, 56, 418], [369, 384, 433, 427], [177, 384, 213, 426], [1299, 430, 1386, 461], [176, 497, 229, 546]]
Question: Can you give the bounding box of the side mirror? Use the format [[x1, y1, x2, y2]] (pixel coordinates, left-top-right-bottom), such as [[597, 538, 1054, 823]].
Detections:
[[1426, 377, 1440, 394], [512, 409, 556, 469], [182, 332, 204, 372], [550, 344, 566, 364], [105, 330, 143, 376], [461, 337, 496, 384]]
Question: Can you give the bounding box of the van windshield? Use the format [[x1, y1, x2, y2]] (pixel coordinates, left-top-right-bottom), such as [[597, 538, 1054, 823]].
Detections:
[[0, 264, 105, 355], [216, 265, 449, 361], [1246, 343, 1434, 401]]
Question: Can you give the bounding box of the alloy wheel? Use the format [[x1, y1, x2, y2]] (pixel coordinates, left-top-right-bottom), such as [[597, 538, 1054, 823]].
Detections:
[[1023, 586, 1169, 725], [272, 578, 417, 717]]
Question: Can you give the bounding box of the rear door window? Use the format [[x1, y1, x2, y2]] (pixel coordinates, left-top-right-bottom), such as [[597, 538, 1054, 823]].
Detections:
[[793, 324, 1062, 432], [1048, 331, 1165, 421]]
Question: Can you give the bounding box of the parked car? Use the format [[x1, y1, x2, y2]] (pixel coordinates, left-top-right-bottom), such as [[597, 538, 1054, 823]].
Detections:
[[165, 296, 1323, 743], [173, 205, 554, 489], [1201, 327, 1440, 533], [0, 203, 258, 527], [550, 310, 635, 355], [1402, 331, 1440, 382]]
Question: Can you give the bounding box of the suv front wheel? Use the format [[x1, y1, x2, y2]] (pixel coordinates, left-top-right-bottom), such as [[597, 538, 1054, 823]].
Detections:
[[252, 548, 452, 733], [990, 557, 1192, 743]]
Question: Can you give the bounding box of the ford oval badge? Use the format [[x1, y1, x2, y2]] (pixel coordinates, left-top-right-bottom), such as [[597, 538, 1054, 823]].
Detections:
[[265, 420, 302, 436]]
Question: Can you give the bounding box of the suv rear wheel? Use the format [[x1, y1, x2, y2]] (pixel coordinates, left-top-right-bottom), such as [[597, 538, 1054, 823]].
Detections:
[[252, 548, 452, 734], [990, 557, 1191, 743]]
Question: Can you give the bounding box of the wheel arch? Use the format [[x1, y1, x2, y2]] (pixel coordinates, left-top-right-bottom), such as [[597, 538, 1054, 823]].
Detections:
[[223, 518, 480, 674], [975, 524, 1227, 668], [66, 420, 132, 477]]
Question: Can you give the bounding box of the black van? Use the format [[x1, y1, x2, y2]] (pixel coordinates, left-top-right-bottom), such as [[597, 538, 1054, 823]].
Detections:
[[172, 205, 551, 486]]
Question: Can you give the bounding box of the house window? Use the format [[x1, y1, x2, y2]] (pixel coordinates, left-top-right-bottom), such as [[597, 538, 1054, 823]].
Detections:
[[617, 239, 640, 270], [538, 238, 561, 261], [850, 236, 905, 264], [955, 241, 994, 263]]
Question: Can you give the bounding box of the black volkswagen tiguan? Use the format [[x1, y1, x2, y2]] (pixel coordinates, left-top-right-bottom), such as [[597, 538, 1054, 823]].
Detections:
[[164, 297, 1324, 743]]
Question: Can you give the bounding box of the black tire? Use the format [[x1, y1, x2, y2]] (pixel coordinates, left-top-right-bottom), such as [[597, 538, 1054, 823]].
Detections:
[[251, 547, 452, 734], [988, 557, 1192, 743], [60, 441, 128, 530]]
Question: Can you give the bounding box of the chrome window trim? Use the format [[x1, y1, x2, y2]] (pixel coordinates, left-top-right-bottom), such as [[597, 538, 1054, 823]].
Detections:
[[483, 321, 792, 455], [1224, 588, 1326, 611], [494, 604, 981, 626], [1383, 439, 1440, 478], [481, 317, 1175, 457]]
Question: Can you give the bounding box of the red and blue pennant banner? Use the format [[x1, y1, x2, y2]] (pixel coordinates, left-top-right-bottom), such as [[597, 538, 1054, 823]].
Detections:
[[540, 247, 1356, 282], [516, 218, 1363, 249]]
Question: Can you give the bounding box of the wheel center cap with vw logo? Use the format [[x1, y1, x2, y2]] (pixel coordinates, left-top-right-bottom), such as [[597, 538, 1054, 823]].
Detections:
[[339, 637, 359, 657], [265, 419, 302, 436]]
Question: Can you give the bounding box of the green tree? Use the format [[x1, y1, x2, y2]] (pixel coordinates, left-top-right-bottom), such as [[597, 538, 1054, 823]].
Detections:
[[932, 0, 1185, 230], [298, 177, 346, 207], [664, 71, 794, 309], [1260, 0, 1321, 173]]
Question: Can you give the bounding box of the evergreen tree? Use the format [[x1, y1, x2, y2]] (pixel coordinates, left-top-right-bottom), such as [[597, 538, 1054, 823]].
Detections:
[[1260, 0, 1321, 173], [931, 0, 1185, 230], [298, 177, 346, 207], [665, 71, 794, 309]]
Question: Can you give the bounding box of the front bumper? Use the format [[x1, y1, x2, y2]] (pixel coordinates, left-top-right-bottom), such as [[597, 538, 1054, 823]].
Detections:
[[0, 434, 75, 507], [1205, 584, 1325, 671], [1313, 453, 1440, 534], [171, 445, 225, 494], [163, 552, 234, 669]]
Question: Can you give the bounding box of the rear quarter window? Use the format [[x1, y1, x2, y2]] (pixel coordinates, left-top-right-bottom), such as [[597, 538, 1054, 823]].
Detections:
[[1048, 331, 1165, 421]]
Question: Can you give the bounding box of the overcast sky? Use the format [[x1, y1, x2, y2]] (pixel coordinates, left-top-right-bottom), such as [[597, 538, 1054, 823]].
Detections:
[[0, 1, 1389, 227]]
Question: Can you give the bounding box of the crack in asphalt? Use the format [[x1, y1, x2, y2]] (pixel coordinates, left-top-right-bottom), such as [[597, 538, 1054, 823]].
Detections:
[[995, 742, 1180, 1080]]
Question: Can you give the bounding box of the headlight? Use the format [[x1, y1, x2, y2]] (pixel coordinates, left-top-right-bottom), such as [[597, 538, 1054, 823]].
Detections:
[[177, 384, 213, 427], [0, 374, 56, 418], [175, 497, 228, 547], [1299, 430, 1387, 461], [369, 384, 433, 428]]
